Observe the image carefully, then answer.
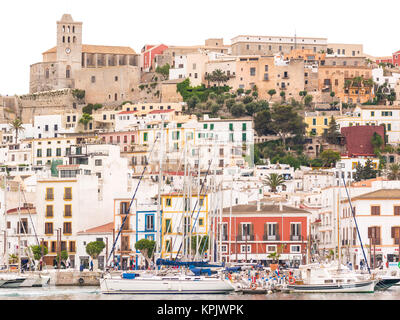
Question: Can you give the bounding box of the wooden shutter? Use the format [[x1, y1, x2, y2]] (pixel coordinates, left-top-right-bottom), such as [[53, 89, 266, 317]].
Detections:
[[264, 223, 267, 236], [238, 224, 242, 236], [368, 227, 373, 238], [395, 206, 400, 216], [250, 224, 254, 236]]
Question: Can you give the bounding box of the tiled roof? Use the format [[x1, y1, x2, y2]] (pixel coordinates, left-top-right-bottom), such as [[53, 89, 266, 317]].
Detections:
[[149, 109, 175, 114], [222, 204, 310, 214], [77, 222, 114, 234], [118, 110, 138, 115], [351, 189, 400, 200], [341, 125, 384, 157], [43, 44, 136, 55], [7, 207, 36, 215]]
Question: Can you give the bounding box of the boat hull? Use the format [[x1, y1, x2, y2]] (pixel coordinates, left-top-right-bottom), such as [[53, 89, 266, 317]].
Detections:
[[287, 280, 375, 293], [375, 278, 400, 291], [100, 277, 235, 294]]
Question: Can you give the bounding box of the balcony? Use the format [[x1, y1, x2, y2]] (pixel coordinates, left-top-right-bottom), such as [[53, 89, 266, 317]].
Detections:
[[236, 235, 254, 241], [280, 86, 287, 91], [263, 234, 280, 241], [290, 235, 302, 241]]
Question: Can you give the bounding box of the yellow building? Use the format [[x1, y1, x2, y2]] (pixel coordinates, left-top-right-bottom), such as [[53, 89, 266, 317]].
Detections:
[[160, 193, 209, 259], [304, 113, 345, 136]]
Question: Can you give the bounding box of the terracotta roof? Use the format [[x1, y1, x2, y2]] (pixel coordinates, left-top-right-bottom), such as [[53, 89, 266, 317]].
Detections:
[[222, 204, 310, 215], [351, 189, 400, 201], [7, 207, 36, 215], [77, 222, 114, 234], [341, 125, 384, 157], [118, 110, 138, 115], [357, 105, 400, 110], [149, 109, 175, 114], [43, 44, 136, 55], [351, 177, 386, 187], [57, 164, 80, 169]]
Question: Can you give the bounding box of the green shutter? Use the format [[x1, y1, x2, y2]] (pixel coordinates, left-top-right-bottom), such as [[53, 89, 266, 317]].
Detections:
[[143, 132, 148, 142], [210, 124, 214, 130], [242, 123, 246, 131], [229, 123, 233, 131], [203, 124, 208, 129], [242, 133, 247, 141]]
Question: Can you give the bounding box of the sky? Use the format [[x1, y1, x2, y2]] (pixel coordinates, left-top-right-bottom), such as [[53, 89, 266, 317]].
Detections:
[[1, 0, 400, 95]]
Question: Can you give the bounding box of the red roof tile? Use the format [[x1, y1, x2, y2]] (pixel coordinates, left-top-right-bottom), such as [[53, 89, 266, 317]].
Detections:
[[341, 126, 385, 157], [77, 222, 114, 234], [149, 109, 175, 114]]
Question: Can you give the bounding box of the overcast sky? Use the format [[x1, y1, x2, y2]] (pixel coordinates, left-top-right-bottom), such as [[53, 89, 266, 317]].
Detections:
[[1, 0, 400, 95]]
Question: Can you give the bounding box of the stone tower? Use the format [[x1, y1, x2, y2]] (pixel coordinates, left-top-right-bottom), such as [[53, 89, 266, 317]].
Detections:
[[56, 14, 83, 88]]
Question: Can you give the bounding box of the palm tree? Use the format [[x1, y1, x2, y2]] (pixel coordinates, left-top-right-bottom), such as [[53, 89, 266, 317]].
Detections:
[[264, 173, 286, 193], [210, 69, 229, 87], [388, 163, 400, 180], [352, 76, 363, 104], [9, 118, 24, 143]]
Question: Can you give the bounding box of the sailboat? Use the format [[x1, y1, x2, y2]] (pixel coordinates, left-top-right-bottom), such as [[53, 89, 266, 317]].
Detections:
[[287, 167, 376, 293], [0, 177, 50, 288], [100, 124, 234, 294]]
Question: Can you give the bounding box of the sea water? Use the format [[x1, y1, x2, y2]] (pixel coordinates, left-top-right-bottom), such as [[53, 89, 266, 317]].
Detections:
[[0, 285, 399, 300]]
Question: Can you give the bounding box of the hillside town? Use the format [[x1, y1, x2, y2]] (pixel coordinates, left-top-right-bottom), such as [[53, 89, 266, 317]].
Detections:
[[2, 13, 400, 276]]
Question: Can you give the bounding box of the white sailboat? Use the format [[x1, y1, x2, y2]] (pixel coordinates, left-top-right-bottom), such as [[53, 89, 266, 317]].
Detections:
[[287, 166, 375, 293]]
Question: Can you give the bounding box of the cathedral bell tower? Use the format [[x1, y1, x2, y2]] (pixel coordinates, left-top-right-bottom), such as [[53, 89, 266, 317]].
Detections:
[[56, 14, 82, 85]]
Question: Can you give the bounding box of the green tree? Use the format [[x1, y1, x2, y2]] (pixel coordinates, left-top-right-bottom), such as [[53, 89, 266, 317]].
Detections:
[[79, 113, 93, 129], [9, 118, 24, 143], [263, 173, 286, 192], [135, 239, 156, 268], [320, 149, 340, 167], [242, 96, 253, 104], [86, 241, 106, 270], [344, 79, 352, 103], [155, 63, 170, 80], [323, 116, 341, 144], [270, 104, 307, 149], [299, 90, 307, 102], [268, 89, 276, 102], [371, 132, 384, 155], [30, 245, 48, 261], [191, 235, 209, 256], [388, 163, 400, 180], [280, 91, 286, 102], [56, 250, 69, 268], [254, 110, 272, 136], [237, 88, 245, 95], [187, 96, 200, 110], [231, 103, 246, 117], [208, 69, 229, 88], [354, 160, 377, 182], [304, 95, 313, 107]]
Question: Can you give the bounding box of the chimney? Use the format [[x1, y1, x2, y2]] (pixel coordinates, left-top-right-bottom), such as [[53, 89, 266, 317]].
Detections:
[[279, 202, 283, 212], [257, 200, 261, 212]]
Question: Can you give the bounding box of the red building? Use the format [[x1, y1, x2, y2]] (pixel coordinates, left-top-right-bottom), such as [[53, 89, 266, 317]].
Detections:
[[221, 203, 311, 266], [141, 44, 168, 72], [99, 130, 138, 152], [392, 50, 400, 67]]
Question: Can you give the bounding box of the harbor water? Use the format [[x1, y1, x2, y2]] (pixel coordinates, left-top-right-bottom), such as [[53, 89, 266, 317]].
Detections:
[[1, 285, 400, 300]]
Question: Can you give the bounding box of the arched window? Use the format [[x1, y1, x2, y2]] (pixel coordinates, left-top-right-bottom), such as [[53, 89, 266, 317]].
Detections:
[[68, 37, 70, 43], [66, 66, 71, 79], [62, 25, 65, 32], [45, 68, 49, 79], [63, 36, 65, 43], [72, 26, 75, 33], [73, 36, 76, 43], [114, 93, 118, 101], [67, 26, 70, 33]]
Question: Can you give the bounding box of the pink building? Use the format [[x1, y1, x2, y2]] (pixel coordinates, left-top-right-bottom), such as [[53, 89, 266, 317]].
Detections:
[[141, 44, 168, 71], [99, 131, 138, 152]]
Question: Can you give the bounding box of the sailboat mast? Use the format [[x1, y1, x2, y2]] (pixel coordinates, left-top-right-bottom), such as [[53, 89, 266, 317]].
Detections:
[[3, 175, 8, 270], [156, 120, 164, 256], [18, 182, 21, 275]]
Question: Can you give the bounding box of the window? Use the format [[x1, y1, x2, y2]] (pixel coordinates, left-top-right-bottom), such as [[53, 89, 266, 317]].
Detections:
[[290, 223, 301, 240], [199, 218, 204, 226], [290, 245, 301, 253], [250, 68, 256, 76], [64, 204, 72, 217], [64, 187, 72, 200], [120, 202, 129, 215], [172, 131, 180, 140], [166, 198, 172, 207], [165, 240, 171, 252], [229, 123, 233, 131], [45, 222, 53, 235], [221, 245, 227, 253], [371, 206, 380, 216], [240, 245, 251, 253], [37, 149, 42, 157], [371, 111, 375, 117], [145, 215, 154, 231], [91, 76, 96, 83], [395, 206, 400, 216], [115, 76, 118, 81], [45, 188, 54, 201], [63, 222, 72, 235], [45, 205, 53, 218], [95, 159, 102, 166], [242, 133, 247, 142], [324, 118, 328, 126], [69, 241, 76, 253], [56, 148, 61, 156], [46, 149, 52, 157], [165, 219, 172, 234], [143, 132, 148, 142], [51, 241, 57, 253], [312, 118, 316, 125]]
